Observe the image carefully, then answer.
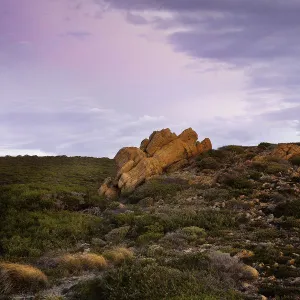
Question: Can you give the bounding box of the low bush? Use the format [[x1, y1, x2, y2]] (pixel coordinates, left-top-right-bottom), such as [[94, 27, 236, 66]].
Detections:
[[181, 226, 206, 239], [1, 210, 103, 258], [289, 155, 300, 166], [0, 262, 48, 295], [251, 160, 289, 175], [68, 260, 242, 300], [197, 157, 220, 170], [273, 199, 300, 218], [137, 232, 164, 245], [218, 173, 253, 189], [104, 226, 130, 244], [258, 142, 275, 150], [128, 178, 189, 203], [265, 162, 289, 175], [253, 228, 282, 241], [248, 170, 262, 181], [203, 188, 230, 201], [208, 251, 258, 281], [218, 145, 245, 154]]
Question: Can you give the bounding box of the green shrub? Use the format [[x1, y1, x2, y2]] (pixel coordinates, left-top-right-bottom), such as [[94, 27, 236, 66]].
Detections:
[[251, 160, 289, 175], [253, 228, 282, 241], [196, 150, 227, 161], [218, 145, 245, 154], [181, 227, 206, 240], [137, 232, 164, 245], [203, 188, 230, 201], [265, 162, 289, 175], [68, 260, 242, 300], [219, 173, 253, 189], [258, 142, 275, 150], [279, 217, 300, 229], [289, 155, 300, 166], [104, 226, 130, 243], [248, 170, 261, 181], [128, 178, 189, 203], [197, 158, 220, 170], [273, 199, 300, 218], [0, 210, 102, 258]]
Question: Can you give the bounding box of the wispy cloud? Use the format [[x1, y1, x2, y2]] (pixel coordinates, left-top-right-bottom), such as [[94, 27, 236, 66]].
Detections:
[[63, 31, 92, 39]]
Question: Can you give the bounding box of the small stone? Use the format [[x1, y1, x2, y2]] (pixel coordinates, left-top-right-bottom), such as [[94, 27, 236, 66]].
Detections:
[[288, 259, 295, 265], [91, 238, 107, 247], [292, 277, 300, 284], [235, 250, 254, 259]]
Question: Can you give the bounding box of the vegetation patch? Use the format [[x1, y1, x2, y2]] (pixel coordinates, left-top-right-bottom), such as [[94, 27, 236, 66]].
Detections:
[[0, 210, 102, 258], [0, 262, 48, 295], [273, 199, 300, 218], [102, 247, 134, 265], [68, 259, 242, 300], [289, 155, 300, 166], [56, 253, 108, 274], [127, 178, 189, 203]]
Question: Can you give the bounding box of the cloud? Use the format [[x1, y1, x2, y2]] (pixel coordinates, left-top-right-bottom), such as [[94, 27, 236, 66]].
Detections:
[[101, 1, 300, 83], [100, 0, 300, 140], [126, 12, 149, 25], [0, 147, 55, 157], [63, 31, 92, 39]]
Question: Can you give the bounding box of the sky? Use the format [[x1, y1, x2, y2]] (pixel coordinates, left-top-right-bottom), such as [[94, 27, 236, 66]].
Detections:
[[1, 0, 300, 158]]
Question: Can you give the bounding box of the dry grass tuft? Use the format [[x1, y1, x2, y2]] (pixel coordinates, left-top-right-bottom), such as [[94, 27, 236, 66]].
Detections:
[[57, 253, 108, 273], [0, 262, 48, 295], [102, 247, 134, 265]]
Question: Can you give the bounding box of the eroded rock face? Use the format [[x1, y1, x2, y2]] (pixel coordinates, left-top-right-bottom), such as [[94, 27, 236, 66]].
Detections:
[[272, 143, 300, 160], [99, 128, 212, 198]]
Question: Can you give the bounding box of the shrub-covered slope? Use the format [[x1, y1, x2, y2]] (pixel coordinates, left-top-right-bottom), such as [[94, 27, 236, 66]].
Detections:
[[1, 146, 300, 299]]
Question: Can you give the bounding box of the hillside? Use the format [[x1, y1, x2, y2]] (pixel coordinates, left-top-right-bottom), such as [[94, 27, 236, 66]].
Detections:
[[1, 139, 300, 299]]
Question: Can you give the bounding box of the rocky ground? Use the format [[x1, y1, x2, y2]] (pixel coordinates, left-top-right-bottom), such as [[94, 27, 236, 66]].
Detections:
[[1, 131, 300, 299], [58, 141, 300, 299], [122, 143, 300, 299]]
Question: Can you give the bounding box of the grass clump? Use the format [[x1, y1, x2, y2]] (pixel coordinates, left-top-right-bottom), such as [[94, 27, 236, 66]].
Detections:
[[57, 253, 108, 274], [0, 262, 48, 295], [102, 247, 134, 265]]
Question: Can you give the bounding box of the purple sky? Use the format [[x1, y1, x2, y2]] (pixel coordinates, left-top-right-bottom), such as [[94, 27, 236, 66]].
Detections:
[[1, 0, 300, 157]]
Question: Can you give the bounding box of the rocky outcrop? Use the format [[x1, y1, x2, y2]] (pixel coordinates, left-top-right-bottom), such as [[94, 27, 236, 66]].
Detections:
[[99, 128, 212, 198], [272, 143, 300, 160]]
